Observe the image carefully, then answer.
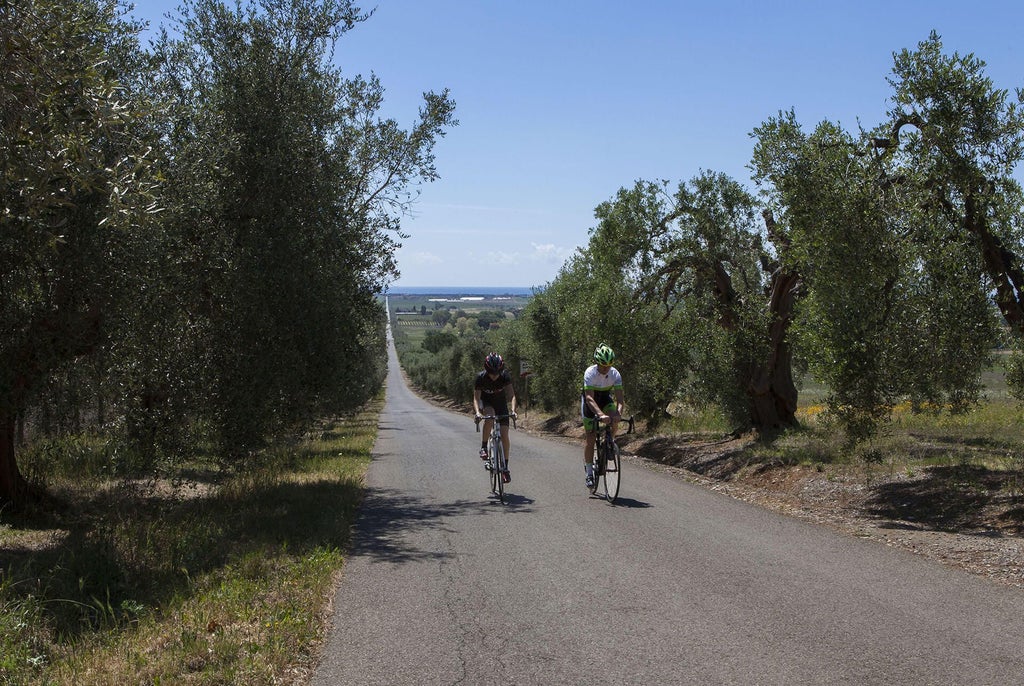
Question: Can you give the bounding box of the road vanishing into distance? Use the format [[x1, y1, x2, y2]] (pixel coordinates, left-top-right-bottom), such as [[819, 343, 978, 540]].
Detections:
[[313, 335, 1024, 685]]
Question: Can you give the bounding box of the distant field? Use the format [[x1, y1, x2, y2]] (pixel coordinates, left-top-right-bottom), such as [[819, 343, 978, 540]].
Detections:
[[383, 292, 533, 312], [383, 291, 532, 349], [796, 352, 1012, 410]]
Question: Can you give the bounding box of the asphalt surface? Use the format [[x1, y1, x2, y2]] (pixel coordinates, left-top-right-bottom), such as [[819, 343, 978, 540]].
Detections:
[[312, 338, 1024, 685]]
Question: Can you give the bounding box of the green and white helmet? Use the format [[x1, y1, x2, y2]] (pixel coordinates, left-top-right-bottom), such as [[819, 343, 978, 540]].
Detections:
[[593, 343, 615, 365]]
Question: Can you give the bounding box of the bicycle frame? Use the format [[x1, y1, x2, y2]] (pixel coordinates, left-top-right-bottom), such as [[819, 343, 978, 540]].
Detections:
[[476, 413, 516, 503], [591, 415, 634, 502]]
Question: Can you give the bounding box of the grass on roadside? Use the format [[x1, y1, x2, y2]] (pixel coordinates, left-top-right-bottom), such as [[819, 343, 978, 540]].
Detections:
[[738, 397, 1024, 534], [0, 393, 382, 685], [755, 398, 1024, 469]]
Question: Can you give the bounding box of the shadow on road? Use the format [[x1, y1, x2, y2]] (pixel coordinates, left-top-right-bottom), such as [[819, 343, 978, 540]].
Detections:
[[587, 493, 651, 508], [351, 486, 536, 563], [608, 496, 651, 508], [491, 492, 535, 509]]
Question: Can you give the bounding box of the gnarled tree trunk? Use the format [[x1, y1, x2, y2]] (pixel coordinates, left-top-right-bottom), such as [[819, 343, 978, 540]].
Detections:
[[0, 306, 102, 506], [0, 412, 29, 504], [746, 269, 801, 431]]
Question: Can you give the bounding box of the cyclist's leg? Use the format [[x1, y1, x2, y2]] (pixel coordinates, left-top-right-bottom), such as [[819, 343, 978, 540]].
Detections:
[[479, 405, 495, 459], [582, 393, 598, 467], [583, 416, 598, 463], [583, 418, 598, 488], [492, 401, 511, 463], [604, 402, 621, 441], [500, 424, 511, 463], [500, 429, 511, 481]]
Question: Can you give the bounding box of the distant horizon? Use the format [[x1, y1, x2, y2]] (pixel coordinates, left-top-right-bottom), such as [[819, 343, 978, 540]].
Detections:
[[385, 285, 538, 295], [389, 285, 537, 288]]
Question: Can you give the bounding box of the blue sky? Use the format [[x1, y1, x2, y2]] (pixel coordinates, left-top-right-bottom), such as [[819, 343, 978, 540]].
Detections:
[[129, 1, 1024, 289]]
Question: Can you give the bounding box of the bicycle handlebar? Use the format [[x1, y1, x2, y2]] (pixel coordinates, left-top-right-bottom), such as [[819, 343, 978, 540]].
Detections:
[[592, 414, 635, 435], [475, 413, 518, 432]]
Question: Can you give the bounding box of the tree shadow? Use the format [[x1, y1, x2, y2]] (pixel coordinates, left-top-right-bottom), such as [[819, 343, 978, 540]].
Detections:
[[0, 473, 375, 640], [634, 435, 752, 480], [865, 464, 1024, 535], [906, 432, 1018, 452], [349, 486, 536, 563]]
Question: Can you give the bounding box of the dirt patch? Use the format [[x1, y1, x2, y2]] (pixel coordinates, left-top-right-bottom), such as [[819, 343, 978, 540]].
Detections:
[[649, 435, 1024, 590], [707, 460, 1024, 590]]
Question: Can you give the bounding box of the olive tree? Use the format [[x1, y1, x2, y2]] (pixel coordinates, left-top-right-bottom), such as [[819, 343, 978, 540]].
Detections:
[[149, 0, 455, 458], [589, 174, 799, 432], [520, 185, 699, 426], [881, 33, 1024, 397], [750, 33, 1008, 438], [0, 0, 159, 504]]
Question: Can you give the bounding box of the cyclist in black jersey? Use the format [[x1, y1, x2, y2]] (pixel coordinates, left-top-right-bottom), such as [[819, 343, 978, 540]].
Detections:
[[473, 352, 517, 482]]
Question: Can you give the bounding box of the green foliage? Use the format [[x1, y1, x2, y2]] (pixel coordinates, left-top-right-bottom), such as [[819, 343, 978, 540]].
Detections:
[[634, 172, 786, 430], [400, 332, 486, 403], [752, 113, 904, 439], [0, 0, 156, 389], [514, 182, 709, 425], [882, 33, 1020, 413], [422, 329, 457, 353], [474, 309, 508, 329], [519, 174, 789, 431], [1005, 349, 1024, 402]]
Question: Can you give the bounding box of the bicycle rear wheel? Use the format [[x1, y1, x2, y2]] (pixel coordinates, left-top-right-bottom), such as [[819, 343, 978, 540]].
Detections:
[[602, 440, 620, 502]]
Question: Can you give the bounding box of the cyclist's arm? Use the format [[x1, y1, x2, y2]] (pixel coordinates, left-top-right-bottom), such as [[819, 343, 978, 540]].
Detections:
[[583, 389, 605, 418], [473, 388, 484, 417], [613, 387, 624, 416], [505, 381, 516, 415]]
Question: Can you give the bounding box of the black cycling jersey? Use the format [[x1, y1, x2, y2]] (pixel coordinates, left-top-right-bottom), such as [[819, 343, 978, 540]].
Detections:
[[475, 369, 514, 416]]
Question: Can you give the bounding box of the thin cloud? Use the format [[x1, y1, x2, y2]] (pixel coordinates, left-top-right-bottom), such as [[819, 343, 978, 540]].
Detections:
[[531, 242, 575, 262], [422, 203, 558, 215], [408, 251, 443, 264], [481, 243, 576, 267]]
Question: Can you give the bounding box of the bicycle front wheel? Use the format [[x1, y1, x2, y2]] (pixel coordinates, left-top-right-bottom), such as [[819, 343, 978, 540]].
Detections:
[[589, 449, 601, 495], [493, 441, 506, 503], [488, 443, 499, 494], [602, 440, 621, 502]]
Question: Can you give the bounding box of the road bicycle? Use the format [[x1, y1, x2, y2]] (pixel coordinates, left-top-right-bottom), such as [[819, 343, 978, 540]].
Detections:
[[476, 413, 516, 503], [590, 415, 634, 503]]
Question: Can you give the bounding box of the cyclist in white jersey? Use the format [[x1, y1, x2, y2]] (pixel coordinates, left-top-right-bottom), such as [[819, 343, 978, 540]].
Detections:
[[581, 343, 624, 488]]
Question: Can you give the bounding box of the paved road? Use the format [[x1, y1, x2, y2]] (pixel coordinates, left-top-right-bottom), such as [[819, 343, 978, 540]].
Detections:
[[313, 338, 1024, 685]]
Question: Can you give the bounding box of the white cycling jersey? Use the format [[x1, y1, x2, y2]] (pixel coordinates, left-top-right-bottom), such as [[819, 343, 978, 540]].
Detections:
[[581, 364, 622, 415]]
